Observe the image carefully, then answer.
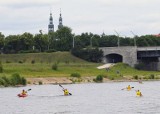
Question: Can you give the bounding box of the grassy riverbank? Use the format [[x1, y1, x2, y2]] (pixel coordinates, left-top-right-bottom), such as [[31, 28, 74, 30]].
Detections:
[[0, 52, 160, 80]]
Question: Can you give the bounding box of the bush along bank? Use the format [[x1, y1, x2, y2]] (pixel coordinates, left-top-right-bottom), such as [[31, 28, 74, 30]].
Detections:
[[0, 73, 27, 87]]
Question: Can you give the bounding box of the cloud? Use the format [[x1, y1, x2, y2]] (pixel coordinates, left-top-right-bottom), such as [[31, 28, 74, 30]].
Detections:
[[0, 0, 160, 36]]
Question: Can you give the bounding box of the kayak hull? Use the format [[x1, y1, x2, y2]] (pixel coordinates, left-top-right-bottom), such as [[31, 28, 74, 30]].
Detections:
[[17, 94, 28, 97], [136, 95, 142, 97]]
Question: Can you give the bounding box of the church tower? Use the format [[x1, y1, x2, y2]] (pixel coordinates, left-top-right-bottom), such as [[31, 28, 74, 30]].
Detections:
[[58, 9, 63, 29], [48, 13, 54, 33]]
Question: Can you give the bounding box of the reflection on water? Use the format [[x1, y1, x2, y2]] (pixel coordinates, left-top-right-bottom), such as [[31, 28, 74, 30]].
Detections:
[[0, 81, 160, 114]]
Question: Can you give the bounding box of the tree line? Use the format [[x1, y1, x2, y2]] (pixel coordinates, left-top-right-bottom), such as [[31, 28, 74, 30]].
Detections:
[[0, 26, 160, 61], [1, 26, 160, 53]]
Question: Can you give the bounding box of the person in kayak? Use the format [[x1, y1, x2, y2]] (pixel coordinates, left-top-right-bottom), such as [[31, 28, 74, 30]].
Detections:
[[127, 85, 131, 91], [138, 79, 143, 84], [21, 89, 27, 95], [136, 90, 142, 96], [63, 89, 69, 95]]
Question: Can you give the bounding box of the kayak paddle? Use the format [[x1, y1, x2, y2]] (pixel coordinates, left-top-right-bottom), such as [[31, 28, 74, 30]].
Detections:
[[121, 87, 134, 90], [27, 89, 32, 91], [59, 84, 65, 89]]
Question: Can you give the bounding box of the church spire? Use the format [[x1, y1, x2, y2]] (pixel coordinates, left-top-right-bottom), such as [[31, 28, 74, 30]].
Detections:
[[58, 9, 63, 29], [48, 12, 54, 33]]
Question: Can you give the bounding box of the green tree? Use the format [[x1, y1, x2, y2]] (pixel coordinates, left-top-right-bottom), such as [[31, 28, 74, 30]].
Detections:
[[50, 26, 73, 51], [136, 36, 149, 47], [0, 32, 5, 50], [4, 35, 20, 53], [34, 33, 48, 52], [19, 32, 34, 51]]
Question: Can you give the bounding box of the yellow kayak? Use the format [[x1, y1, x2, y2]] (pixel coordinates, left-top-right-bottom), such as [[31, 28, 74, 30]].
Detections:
[[127, 88, 131, 91], [136, 94, 143, 97]]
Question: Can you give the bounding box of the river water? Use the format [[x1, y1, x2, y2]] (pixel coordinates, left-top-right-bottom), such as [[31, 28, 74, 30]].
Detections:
[[0, 81, 160, 114]]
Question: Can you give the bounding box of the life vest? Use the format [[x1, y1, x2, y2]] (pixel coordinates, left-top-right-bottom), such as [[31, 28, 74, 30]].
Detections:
[[64, 89, 69, 95], [22, 91, 27, 95], [127, 86, 131, 90], [136, 91, 141, 96]]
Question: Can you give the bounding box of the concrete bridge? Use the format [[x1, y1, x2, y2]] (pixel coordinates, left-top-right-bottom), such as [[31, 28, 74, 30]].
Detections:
[[99, 46, 160, 70]]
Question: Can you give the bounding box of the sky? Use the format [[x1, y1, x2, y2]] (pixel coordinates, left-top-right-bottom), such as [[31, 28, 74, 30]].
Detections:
[[0, 0, 160, 37]]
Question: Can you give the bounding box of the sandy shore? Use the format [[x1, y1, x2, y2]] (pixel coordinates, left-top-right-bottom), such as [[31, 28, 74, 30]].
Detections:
[[26, 77, 144, 85], [27, 77, 73, 85]]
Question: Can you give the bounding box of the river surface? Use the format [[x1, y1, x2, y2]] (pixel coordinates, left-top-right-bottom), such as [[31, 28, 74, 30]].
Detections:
[[0, 81, 160, 114]]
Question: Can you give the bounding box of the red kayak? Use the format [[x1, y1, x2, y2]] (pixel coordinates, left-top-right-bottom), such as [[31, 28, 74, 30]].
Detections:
[[17, 94, 28, 97]]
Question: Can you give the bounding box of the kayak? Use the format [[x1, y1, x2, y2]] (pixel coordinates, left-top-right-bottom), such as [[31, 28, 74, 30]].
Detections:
[[127, 89, 131, 91], [136, 95, 143, 97], [64, 93, 72, 96], [17, 94, 28, 97]]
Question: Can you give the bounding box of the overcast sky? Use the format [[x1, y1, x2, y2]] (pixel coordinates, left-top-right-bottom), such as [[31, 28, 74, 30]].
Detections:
[[0, 0, 160, 37]]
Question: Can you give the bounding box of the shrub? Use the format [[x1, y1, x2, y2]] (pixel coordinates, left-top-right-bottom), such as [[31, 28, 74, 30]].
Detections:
[[0, 76, 10, 87], [52, 62, 58, 70], [39, 81, 43, 85], [2, 76, 10, 84], [0, 78, 4, 85], [18, 61, 23, 64], [70, 73, 81, 78], [31, 60, 35, 64], [21, 77, 27, 85], [0, 73, 27, 86], [93, 75, 103, 82], [149, 74, 155, 79], [10, 73, 22, 86], [133, 75, 138, 80], [0, 62, 3, 73]]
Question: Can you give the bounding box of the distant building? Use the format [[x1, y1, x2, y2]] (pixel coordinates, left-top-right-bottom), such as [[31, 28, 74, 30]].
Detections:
[[48, 10, 63, 33], [58, 10, 63, 29], [48, 13, 54, 33]]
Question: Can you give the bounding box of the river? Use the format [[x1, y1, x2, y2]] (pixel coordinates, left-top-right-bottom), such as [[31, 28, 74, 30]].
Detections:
[[0, 81, 160, 114]]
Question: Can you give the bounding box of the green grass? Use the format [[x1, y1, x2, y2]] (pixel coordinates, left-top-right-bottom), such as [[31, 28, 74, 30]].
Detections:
[[106, 63, 160, 79], [0, 52, 160, 79], [0, 52, 87, 64], [0, 63, 105, 78]]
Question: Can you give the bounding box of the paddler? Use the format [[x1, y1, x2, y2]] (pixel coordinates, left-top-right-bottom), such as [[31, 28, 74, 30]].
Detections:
[[21, 89, 27, 95], [63, 89, 69, 95], [126, 85, 131, 91], [138, 79, 143, 84], [136, 90, 142, 96]]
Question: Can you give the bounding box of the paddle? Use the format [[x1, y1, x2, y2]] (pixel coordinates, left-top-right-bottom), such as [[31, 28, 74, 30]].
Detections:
[[59, 84, 72, 95], [121, 87, 134, 90], [27, 89, 32, 91]]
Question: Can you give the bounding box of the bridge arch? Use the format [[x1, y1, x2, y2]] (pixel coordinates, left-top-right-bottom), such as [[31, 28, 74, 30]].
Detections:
[[100, 46, 137, 67], [105, 53, 123, 63]]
